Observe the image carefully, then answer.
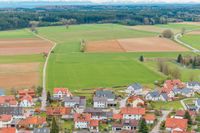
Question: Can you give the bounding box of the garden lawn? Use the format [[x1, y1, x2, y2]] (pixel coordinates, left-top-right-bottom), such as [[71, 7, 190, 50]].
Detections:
[[180, 34, 200, 50], [150, 100, 183, 110]]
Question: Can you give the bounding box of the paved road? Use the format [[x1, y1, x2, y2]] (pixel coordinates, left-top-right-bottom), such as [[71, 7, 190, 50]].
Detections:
[[27, 30, 57, 111], [150, 109, 172, 133]]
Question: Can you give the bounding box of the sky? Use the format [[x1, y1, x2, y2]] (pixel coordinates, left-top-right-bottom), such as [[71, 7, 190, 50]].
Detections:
[[0, 0, 200, 3]]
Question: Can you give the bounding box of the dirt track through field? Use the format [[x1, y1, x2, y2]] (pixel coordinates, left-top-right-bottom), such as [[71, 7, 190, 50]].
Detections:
[[0, 38, 52, 55], [187, 30, 200, 35], [86, 37, 189, 53], [0, 63, 40, 89]]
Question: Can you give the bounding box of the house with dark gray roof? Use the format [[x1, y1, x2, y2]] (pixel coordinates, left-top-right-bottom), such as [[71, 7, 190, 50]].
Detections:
[[145, 90, 160, 101], [33, 127, 50, 133], [160, 93, 169, 101], [126, 83, 143, 95], [173, 88, 182, 95], [84, 107, 113, 120], [63, 96, 86, 108], [180, 88, 194, 97], [0, 107, 25, 119], [186, 82, 200, 92], [95, 90, 115, 100], [112, 120, 139, 132], [195, 99, 200, 111]]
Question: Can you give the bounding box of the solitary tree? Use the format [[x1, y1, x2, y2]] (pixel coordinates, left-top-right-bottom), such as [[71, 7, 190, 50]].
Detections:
[[177, 54, 183, 63], [50, 117, 59, 133], [29, 21, 39, 33], [181, 28, 186, 35], [139, 55, 144, 62], [47, 91, 52, 104], [138, 118, 148, 133], [162, 29, 174, 39], [61, 18, 77, 29], [184, 111, 192, 125]]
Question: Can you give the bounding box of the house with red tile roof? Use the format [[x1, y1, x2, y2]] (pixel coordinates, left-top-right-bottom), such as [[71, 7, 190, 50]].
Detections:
[[53, 88, 72, 100], [18, 89, 35, 99], [17, 116, 46, 129], [46, 107, 72, 119], [0, 114, 13, 128], [127, 95, 145, 107], [19, 94, 34, 107], [143, 114, 156, 124], [112, 119, 139, 132], [120, 107, 145, 120], [165, 118, 188, 132], [0, 127, 16, 133], [0, 95, 17, 107], [175, 110, 196, 119], [74, 113, 99, 132]]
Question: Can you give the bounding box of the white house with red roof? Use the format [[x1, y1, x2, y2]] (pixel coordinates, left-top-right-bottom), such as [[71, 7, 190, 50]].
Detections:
[[120, 107, 145, 120], [165, 118, 188, 132], [19, 94, 34, 107], [0, 95, 17, 107], [0, 114, 13, 128], [74, 113, 99, 132], [53, 88, 72, 100], [143, 114, 156, 124], [127, 95, 145, 107]]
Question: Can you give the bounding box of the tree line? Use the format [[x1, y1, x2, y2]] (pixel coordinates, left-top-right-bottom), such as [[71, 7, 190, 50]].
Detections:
[[1, 4, 200, 30]]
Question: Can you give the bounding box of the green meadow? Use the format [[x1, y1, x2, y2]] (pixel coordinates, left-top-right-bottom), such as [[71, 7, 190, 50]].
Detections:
[[180, 34, 200, 50], [0, 29, 35, 39]]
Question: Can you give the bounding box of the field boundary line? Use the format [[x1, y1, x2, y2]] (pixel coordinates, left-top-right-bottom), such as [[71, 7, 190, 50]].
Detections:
[[26, 29, 57, 111], [115, 40, 126, 52]]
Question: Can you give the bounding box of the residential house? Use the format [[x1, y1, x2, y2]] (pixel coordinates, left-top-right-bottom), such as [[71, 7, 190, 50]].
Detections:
[[63, 96, 86, 108], [165, 118, 188, 132], [173, 88, 182, 95], [0, 114, 13, 128], [186, 82, 200, 92], [143, 114, 156, 124], [0, 127, 16, 133], [195, 98, 200, 111], [125, 83, 143, 95], [74, 113, 99, 132], [46, 107, 72, 119], [175, 110, 196, 119], [19, 94, 34, 107], [17, 116, 46, 129], [0, 95, 17, 107], [112, 120, 139, 132], [0, 107, 25, 119], [127, 96, 145, 107], [53, 88, 72, 100], [160, 93, 169, 101], [84, 107, 113, 120], [120, 107, 145, 120], [18, 89, 35, 99], [161, 86, 175, 98], [145, 90, 160, 101], [93, 90, 116, 108], [33, 127, 50, 133], [180, 88, 194, 97]]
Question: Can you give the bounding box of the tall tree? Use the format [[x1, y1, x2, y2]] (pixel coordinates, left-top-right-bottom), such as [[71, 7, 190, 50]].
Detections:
[[47, 91, 52, 104], [50, 117, 59, 133], [139, 55, 144, 62], [138, 118, 148, 133], [29, 21, 39, 33], [184, 111, 192, 125], [177, 54, 183, 63]]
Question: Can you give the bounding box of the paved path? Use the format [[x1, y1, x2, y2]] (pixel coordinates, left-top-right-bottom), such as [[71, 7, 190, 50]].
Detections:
[[180, 97, 198, 110], [27, 30, 57, 111], [150, 109, 172, 133]]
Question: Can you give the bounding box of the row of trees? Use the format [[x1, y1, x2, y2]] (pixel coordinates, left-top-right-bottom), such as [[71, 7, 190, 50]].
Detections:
[[177, 54, 200, 69], [1, 5, 200, 30]]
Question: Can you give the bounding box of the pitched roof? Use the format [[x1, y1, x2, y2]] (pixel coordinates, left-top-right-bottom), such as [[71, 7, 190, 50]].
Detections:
[[160, 93, 168, 100], [127, 95, 144, 103], [95, 90, 115, 99], [46, 107, 71, 116], [121, 107, 145, 115], [33, 127, 50, 133], [129, 83, 142, 90], [113, 113, 123, 120], [0, 95, 17, 105], [187, 81, 200, 86], [143, 114, 156, 121], [20, 94, 33, 102], [18, 116, 46, 126], [74, 113, 91, 122], [181, 88, 193, 94], [53, 88, 72, 96], [93, 96, 107, 102], [0, 107, 23, 116], [0, 127, 16, 133], [90, 120, 99, 127], [0, 114, 12, 122], [165, 118, 188, 131], [148, 90, 160, 97], [176, 110, 196, 117], [123, 119, 139, 127]]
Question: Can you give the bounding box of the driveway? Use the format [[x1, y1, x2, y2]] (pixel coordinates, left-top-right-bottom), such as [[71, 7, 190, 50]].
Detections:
[[150, 109, 172, 133]]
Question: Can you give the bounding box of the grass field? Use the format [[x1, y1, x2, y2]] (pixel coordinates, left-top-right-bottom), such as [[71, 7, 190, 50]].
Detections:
[[0, 29, 35, 39], [180, 34, 200, 50]]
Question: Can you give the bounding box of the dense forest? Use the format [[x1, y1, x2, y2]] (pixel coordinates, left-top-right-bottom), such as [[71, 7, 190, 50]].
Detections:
[[0, 4, 200, 30]]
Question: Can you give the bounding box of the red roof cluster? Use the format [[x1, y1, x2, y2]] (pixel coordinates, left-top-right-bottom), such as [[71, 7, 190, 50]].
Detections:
[[90, 120, 99, 127], [121, 107, 145, 115], [53, 88, 72, 96], [46, 107, 71, 116], [162, 79, 183, 94], [0, 95, 17, 106], [20, 94, 33, 102], [165, 118, 188, 131], [113, 113, 123, 120], [18, 89, 35, 98], [143, 114, 156, 121], [176, 110, 196, 117]]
